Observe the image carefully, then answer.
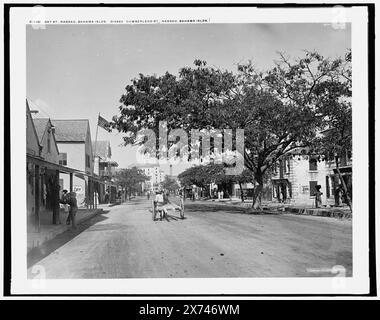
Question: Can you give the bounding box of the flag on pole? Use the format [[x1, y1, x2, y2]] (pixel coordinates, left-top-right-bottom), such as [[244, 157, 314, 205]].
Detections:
[[98, 115, 111, 132]]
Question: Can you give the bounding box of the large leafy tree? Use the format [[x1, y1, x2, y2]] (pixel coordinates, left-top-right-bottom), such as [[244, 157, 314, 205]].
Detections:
[[112, 52, 351, 208], [177, 164, 213, 193], [160, 175, 180, 193], [178, 163, 253, 200], [310, 50, 352, 211], [113, 167, 149, 200]]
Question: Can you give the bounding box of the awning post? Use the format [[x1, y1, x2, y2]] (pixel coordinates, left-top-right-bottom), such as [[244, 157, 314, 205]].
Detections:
[[52, 169, 60, 225], [69, 172, 73, 192], [34, 165, 40, 232]]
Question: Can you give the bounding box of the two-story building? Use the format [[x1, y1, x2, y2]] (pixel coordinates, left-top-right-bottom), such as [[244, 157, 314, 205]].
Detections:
[[33, 118, 60, 163], [92, 140, 118, 203], [51, 119, 95, 207], [27, 102, 43, 227], [27, 100, 77, 232], [270, 149, 352, 207]]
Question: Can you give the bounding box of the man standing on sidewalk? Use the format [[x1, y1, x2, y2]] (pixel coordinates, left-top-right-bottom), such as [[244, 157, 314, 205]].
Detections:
[[67, 192, 78, 229], [314, 185, 323, 208], [60, 189, 70, 224]]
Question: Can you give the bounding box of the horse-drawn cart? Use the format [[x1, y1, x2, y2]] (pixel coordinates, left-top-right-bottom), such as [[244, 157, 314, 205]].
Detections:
[[152, 196, 185, 221]]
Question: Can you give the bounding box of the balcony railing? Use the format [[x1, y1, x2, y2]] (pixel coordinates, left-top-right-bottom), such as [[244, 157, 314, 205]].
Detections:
[[99, 169, 112, 177]]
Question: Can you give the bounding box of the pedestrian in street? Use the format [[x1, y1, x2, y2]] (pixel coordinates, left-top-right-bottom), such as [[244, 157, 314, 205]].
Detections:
[[314, 185, 323, 208], [67, 192, 78, 229], [334, 185, 343, 206], [179, 188, 184, 201], [147, 191, 150, 200]]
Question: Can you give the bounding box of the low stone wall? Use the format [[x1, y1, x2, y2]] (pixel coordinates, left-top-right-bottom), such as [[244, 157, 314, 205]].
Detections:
[[283, 207, 352, 218]]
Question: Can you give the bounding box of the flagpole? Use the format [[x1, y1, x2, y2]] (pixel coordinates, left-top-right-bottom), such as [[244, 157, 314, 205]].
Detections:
[[93, 113, 100, 209], [94, 112, 100, 161]]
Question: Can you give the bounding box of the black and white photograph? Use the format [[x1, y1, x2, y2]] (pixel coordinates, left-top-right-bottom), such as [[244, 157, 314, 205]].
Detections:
[[4, 3, 374, 297]]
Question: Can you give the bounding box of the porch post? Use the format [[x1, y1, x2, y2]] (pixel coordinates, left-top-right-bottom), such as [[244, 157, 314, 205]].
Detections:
[[69, 172, 73, 192], [89, 179, 93, 209], [52, 169, 60, 224], [95, 181, 98, 209], [34, 165, 40, 232]]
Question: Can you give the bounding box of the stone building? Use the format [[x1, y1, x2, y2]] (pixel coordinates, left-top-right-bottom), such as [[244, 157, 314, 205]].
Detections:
[[270, 151, 352, 207]]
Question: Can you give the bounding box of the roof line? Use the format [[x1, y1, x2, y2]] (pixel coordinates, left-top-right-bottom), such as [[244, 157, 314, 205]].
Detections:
[[55, 140, 85, 143], [51, 119, 90, 121], [26, 100, 42, 151]]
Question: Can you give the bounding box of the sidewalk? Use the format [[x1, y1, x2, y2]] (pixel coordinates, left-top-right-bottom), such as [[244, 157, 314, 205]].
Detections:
[[27, 208, 103, 253], [203, 198, 352, 219]]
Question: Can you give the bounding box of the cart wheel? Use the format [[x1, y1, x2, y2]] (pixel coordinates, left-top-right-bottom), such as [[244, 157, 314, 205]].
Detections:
[[152, 200, 156, 221]]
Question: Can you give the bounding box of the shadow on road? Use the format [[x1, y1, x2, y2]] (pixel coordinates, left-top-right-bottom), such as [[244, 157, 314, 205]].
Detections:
[[27, 212, 109, 268], [185, 202, 281, 216], [153, 214, 187, 222]]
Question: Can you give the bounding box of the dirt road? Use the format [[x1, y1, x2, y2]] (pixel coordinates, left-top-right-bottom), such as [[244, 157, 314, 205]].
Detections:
[[28, 197, 352, 278]]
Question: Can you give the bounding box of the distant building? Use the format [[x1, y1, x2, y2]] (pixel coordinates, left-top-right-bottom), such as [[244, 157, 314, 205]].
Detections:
[[132, 163, 165, 192]]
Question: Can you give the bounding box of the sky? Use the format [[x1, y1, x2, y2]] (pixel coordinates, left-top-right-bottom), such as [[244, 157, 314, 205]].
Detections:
[[26, 23, 351, 175]]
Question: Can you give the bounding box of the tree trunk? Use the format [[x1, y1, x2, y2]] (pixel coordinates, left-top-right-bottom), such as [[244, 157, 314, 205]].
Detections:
[[251, 184, 263, 209], [335, 157, 352, 213], [251, 172, 264, 210], [238, 181, 244, 202]]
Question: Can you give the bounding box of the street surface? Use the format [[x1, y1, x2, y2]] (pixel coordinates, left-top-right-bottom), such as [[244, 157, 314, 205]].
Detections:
[[28, 197, 352, 278]]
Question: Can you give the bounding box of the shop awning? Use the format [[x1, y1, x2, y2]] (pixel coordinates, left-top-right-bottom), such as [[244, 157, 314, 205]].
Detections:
[[27, 154, 81, 175], [272, 178, 291, 185], [27, 154, 109, 184]]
